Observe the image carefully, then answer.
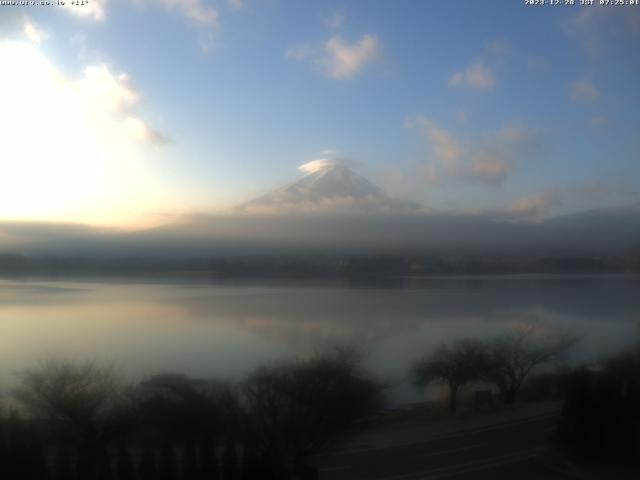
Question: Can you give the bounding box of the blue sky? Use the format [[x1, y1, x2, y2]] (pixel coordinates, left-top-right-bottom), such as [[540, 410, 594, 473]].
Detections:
[[0, 0, 639, 226]]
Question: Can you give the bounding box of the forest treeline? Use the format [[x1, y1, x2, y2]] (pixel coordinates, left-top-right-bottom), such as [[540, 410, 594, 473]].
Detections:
[[1, 252, 639, 279]]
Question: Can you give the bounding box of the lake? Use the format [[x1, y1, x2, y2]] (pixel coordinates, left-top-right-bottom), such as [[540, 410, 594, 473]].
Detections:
[[1, 275, 638, 404]]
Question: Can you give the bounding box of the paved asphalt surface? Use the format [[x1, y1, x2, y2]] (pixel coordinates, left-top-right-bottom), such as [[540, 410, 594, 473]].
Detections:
[[311, 402, 566, 480]]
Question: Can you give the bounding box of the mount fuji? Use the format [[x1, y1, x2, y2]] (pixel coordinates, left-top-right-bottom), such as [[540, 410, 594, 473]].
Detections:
[[233, 160, 421, 213]]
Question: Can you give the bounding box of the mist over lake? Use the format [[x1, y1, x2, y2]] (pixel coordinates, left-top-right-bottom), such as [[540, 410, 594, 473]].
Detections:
[[2, 275, 638, 405]]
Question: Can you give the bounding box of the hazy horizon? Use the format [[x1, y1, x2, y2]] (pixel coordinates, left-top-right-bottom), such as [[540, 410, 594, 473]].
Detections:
[[1, 155, 638, 258]]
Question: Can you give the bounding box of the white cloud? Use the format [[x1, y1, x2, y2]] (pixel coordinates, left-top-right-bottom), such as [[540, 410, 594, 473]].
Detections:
[[122, 116, 168, 144], [570, 80, 600, 102], [467, 153, 512, 185], [76, 67, 165, 144], [288, 34, 381, 80], [408, 116, 538, 186], [449, 40, 508, 92], [76, 65, 139, 113], [407, 116, 463, 164], [72, 65, 165, 143], [23, 17, 49, 44], [299, 159, 341, 174], [299, 150, 358, 174], [449, 62, 496, 91], [61, 0, 107, 21], [322, 35, 380, 79], [0, 41, 171, 224]]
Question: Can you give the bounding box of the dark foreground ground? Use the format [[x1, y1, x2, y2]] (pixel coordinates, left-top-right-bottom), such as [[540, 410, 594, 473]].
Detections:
[[311, 402, 569, 480]]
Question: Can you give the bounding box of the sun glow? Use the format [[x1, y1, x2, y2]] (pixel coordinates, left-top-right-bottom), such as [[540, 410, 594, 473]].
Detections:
[[0, 41, 172, 227]]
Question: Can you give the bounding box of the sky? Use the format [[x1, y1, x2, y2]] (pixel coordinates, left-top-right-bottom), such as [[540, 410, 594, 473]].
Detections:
[[1, 0, 639, 228]]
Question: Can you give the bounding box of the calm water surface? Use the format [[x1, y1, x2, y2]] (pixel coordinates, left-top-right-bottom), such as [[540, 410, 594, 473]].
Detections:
[[1, 276, 639, 404]]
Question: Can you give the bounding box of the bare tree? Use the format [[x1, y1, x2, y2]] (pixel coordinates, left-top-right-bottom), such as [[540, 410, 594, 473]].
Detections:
[[243, 349, 382, 477], [13, 357, 129, 478], [483, 325, 579, 404], [13, 358, 120, 425], [412, 339, 486, 414]]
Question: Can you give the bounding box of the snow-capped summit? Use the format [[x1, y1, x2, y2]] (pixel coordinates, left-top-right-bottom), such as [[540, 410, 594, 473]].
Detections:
[[232, 159, 420, 213]]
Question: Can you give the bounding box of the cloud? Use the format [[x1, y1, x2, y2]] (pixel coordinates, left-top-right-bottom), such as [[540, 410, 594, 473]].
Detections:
[[61, 0, 107, 21], [322, 35, 380, 79], [449, 62, 496, 91], [74, 66, 166, 144], [570, 80, 600, 102], [566, 7, 640, 59], [288, 34, 381, 79], [407, 117, 463, 165], [131, 0, 219, 50], [23, 17, 49, 44], [159, 0, 219, 28], [408, 116, 538, 186], [574, 178, 639, 205], [0, 41, 172, 224], [505, 178, 639, 221], [77, 65, 139, 112], [449, 39, 510, 91], [510, 193, 562, 218], [466, 153, 512, 185], [70, 64, 166, 144], [227, 0, 245, 10], [298, 150, 359, 175], [486, 39, 512, 59], [70, 64, 164, 145], [122, 116, 169, 144], [566, 8, 602, 57], [503, 178, 639, 220], [298, 159, 342, 175]]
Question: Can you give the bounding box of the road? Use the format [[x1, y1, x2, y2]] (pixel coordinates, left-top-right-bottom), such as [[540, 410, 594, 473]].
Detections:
[[311, 402, 566, 480]]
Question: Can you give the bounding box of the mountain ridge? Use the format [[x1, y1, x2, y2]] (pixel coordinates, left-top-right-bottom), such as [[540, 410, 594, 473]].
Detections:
[[231, 162, 421, 213]]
